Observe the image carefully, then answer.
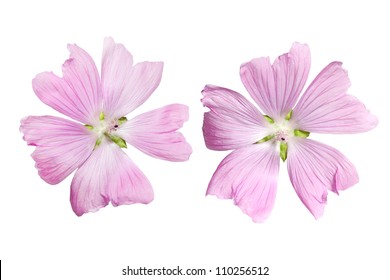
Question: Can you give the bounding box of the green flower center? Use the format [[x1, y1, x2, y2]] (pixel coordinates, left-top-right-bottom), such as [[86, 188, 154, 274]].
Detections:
[[255, 110, 310, 161], [85, 112, 128, 149]]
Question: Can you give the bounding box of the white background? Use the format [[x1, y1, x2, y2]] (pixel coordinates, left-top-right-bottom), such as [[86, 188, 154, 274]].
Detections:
[[1, 0, 389, 279]]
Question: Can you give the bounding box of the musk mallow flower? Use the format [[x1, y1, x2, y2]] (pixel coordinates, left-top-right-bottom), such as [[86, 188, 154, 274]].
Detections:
[[202, 43, 377, 222], [20, 37, 192, 216]]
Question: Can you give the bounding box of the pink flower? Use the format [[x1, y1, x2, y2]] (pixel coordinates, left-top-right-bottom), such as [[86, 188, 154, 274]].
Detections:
[[202, 43, 377, 222], [21, 38, 192, 216]]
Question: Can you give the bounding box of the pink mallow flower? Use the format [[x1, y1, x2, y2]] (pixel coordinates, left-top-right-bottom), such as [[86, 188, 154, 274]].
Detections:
[[21, 38, 192, 216], [202, 43, 377, 222]]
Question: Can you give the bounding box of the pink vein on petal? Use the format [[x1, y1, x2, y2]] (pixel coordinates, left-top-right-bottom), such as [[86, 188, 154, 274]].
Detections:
[[116, 104, 192, 161], [101, 37, 163, 119], [292, 62, 378, 133], [70, 140, 154, 216], [20, 116, 96, 185], [207, 143, 280, 223], [201, 85, 270, 151], [240, 43, 310, 119], [33, 44, 102, 124], [287, 138, 359, 219]]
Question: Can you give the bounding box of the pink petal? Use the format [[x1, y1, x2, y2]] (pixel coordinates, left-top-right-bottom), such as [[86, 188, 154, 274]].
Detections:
[[20, 116, 96, 184], [70, 140, 154, 216], [240, 43, 310, 119], [292, 62, 378, 133], [33, 44, 102, 124], [116, 104, 192, 161], [201, 85, 270, 151], [207, 143, 280, 223], [101, 37, 163, 118], [287, 138, 359, 219]]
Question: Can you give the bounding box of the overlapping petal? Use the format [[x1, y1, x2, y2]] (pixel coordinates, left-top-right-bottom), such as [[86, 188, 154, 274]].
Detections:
[[240, 43, 310, 119], [292, 62, 378, 133], [287, 138, 359, 218], [20, 116, 96, 185], [116, 104, 192, 161], [207, 143, 280, 222], [33, 44, 102, 124], [23, 38, 194, 216], [202, 85, 270, 151], [70, 140, 154, 216], [101, 37, 163, 119], [202, 42, 377, 221]]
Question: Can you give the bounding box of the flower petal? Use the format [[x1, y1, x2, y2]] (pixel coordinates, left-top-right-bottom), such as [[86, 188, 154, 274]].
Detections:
[[116, 104, 192, 161], [101, 37, 163, 118], [240, 43, 310, 119], [101, 37, 133, 116], [292, 62, 378, 133], [201, 85, 270, 151], [70, 140, 154, 216], [207, 143, 280, 223], [287, 138, 359, 219], [20, 116, 96, 184], [32, 44, 102, 124]]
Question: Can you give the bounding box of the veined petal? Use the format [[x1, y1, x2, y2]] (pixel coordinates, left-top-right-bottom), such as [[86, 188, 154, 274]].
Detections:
[[101, 37, 163, 118], [70, 140, 154, 216], [292, 62, 378, 133], [116, 104, 192, 161], [240, 43, 310, 119], [287, 138, 359, 219], [20, 116, 96, 184], [207, 143, 280, 223], [101, 37, 133, 116], [33, 44, 102, 124], [201, 85, 270, 151]]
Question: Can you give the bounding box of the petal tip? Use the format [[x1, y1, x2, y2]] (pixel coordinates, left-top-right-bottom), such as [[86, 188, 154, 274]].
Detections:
[[368, 112, 379, 130], [66, 43, 78, 54], [291, 41, 309, 51], [103, 36, 115, 45], [201, 84, 217, 95], [19, 116, 29, 131]]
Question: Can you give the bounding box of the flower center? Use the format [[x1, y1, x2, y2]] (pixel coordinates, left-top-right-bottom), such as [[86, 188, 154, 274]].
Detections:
[[255, 110, 310, 161], [85, 112, 128, 149], [273, 120, 293, 142], [97, 119, 119, 135]]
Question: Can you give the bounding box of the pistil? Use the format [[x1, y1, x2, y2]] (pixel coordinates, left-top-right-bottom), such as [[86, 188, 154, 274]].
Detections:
[[255, 110, 310, 162], [84, 113, 128, 149]]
